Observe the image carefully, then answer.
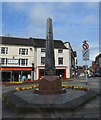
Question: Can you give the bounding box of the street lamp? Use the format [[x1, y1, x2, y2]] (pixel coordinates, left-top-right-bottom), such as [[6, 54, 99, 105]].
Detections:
[[31, 62, 34, 81], [32, 63, 34, 71]]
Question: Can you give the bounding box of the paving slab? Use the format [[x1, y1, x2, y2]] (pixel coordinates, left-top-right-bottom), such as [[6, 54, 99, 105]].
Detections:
[[2, 88, 99, 113], [2, 77, 100, 119], [14, 89, 86, 104], [83, 114, 99, 118]]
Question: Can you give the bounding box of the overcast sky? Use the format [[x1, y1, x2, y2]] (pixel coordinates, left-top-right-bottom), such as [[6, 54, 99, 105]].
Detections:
[[1, 1, 99, 66]]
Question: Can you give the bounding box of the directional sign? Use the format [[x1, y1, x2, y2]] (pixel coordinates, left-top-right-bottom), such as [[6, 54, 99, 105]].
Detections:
[[82, 43, 89, 50], [82, 49, 89, 60]]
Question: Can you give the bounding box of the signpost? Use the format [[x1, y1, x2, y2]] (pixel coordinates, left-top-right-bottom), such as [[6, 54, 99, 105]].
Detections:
[[82, 40, 89, 85]]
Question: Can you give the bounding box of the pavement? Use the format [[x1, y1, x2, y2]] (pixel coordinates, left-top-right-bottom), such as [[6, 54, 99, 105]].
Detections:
[[1, 77, 101, 120]]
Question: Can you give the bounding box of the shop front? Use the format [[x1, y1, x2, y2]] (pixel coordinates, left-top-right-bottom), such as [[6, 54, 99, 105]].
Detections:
[[1, 67, 32, 82]]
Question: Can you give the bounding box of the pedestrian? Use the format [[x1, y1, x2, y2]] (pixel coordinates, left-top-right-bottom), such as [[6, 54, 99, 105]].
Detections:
[[22, 75, 26, 82], [59, 74, 62, 79], [72, 72, 75, 78]]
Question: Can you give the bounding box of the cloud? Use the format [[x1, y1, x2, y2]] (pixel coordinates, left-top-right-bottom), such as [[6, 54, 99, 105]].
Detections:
[[24, 24, 46, 38], [82, 15, 97, 26], [83, 2, 99, 9], [2, 2, 99, 66], [28, 3, 54, 27], [5, 2, 27, 12]]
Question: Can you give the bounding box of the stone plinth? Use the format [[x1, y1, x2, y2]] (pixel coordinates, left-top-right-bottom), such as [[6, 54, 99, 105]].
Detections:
[[34, 76, 66, 94], [2, 89, 99, 113]]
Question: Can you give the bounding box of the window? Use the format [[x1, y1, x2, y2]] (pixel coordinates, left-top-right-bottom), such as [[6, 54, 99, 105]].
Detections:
[[19, 48, 28, 55], [41, 48, 46, 53], [1, 47, 8, 54], [58, 57, 63, 65], [0, 58, 7, 65], [58, 49, 63, 53], [41, 57, 45, 65], [19, 59, 28, 66]]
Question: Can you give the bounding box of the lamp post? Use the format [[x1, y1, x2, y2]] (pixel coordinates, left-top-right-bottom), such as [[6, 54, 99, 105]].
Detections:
[[75, 59, 78, 78], [31, 62, 34, 81]]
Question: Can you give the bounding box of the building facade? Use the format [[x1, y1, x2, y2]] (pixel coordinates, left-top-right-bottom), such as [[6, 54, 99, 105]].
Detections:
[[92, 53, 101, 75], [0, 36, 76, 82]]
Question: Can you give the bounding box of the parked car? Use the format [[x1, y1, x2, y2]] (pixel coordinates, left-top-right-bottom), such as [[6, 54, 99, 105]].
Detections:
[[95, 68, 101, 77], [95, 72, 101, 77]]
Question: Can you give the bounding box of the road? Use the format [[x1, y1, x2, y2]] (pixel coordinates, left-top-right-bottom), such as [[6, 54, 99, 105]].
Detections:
[[1, 77, 100, 119]]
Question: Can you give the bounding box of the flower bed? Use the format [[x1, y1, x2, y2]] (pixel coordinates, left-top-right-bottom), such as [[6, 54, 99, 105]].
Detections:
[[5, 82, 23, 86], [16, 85, 38, 91], [62, 85, 89, 91], [10, 82, 23, 84], [4, 80, 40, 86], [15, 85, 89, 91]]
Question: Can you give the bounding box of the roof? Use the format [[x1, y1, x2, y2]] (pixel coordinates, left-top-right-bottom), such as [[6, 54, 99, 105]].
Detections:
[[1, 36, 67, 49], [1, 36, 34, 46], [95, 53, 101, 61]]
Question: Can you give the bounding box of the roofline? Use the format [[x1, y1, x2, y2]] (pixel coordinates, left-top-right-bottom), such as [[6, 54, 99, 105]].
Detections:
[[95, 53, 101, 60], [1, 36, 63, 42], [64, 41, 74, 52], [1, 36, 68, 49], [0, 36, 29, 40]]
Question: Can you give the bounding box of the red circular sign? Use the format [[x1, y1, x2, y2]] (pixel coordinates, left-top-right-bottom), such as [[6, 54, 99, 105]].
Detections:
[[82, 43, 89, 50]]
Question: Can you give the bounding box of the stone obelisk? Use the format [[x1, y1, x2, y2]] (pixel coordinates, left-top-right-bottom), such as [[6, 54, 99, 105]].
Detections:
[[45, 17, 56, 75], [34, 18, 66, 94]]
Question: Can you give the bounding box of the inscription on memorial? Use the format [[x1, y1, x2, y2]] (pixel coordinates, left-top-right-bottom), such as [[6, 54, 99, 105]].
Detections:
[[45, 69, 56, 75]]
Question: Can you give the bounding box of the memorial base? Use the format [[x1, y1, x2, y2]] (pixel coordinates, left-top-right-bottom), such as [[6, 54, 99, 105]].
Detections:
[[34, 75, 66, 94], [34, 88, 66, 94]]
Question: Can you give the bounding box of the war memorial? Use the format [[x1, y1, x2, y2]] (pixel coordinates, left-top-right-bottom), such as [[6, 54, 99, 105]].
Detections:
[[2, 18, 99, 114]]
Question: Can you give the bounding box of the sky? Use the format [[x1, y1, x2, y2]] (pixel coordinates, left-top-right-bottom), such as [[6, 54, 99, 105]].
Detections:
[[1, 1, 99, 66]]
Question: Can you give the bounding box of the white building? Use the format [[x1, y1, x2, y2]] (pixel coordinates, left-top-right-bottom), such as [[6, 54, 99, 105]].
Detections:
[[0, 36, 77, 82]]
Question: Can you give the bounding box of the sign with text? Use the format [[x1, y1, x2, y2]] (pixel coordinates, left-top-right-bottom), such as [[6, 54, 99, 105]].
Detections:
[[8, 59, 18, 64], [82, 49, 89, 60], [45, 69, 56, 75]]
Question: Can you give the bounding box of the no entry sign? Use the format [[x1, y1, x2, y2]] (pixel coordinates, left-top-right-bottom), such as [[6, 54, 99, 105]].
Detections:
[[82, 43, 89, 50], [82, 41, 89, 61]]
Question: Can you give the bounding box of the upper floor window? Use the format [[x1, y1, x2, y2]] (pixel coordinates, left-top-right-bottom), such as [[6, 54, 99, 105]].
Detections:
[[1, 47, 8, 54], [58, 57, 63, 65], [41, 48, 46, 53], [58, 49, 63, 53], [19, 59, 28, 66], [41, 57, 45, 65], [0, 58, 7, 65], [19, 48, 28, 55]]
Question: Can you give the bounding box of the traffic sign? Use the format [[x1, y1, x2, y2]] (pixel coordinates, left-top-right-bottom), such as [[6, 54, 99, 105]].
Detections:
[[82, 49, 89, 60], [82, 43, 89, 50], [82, 40, 89, 85]]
